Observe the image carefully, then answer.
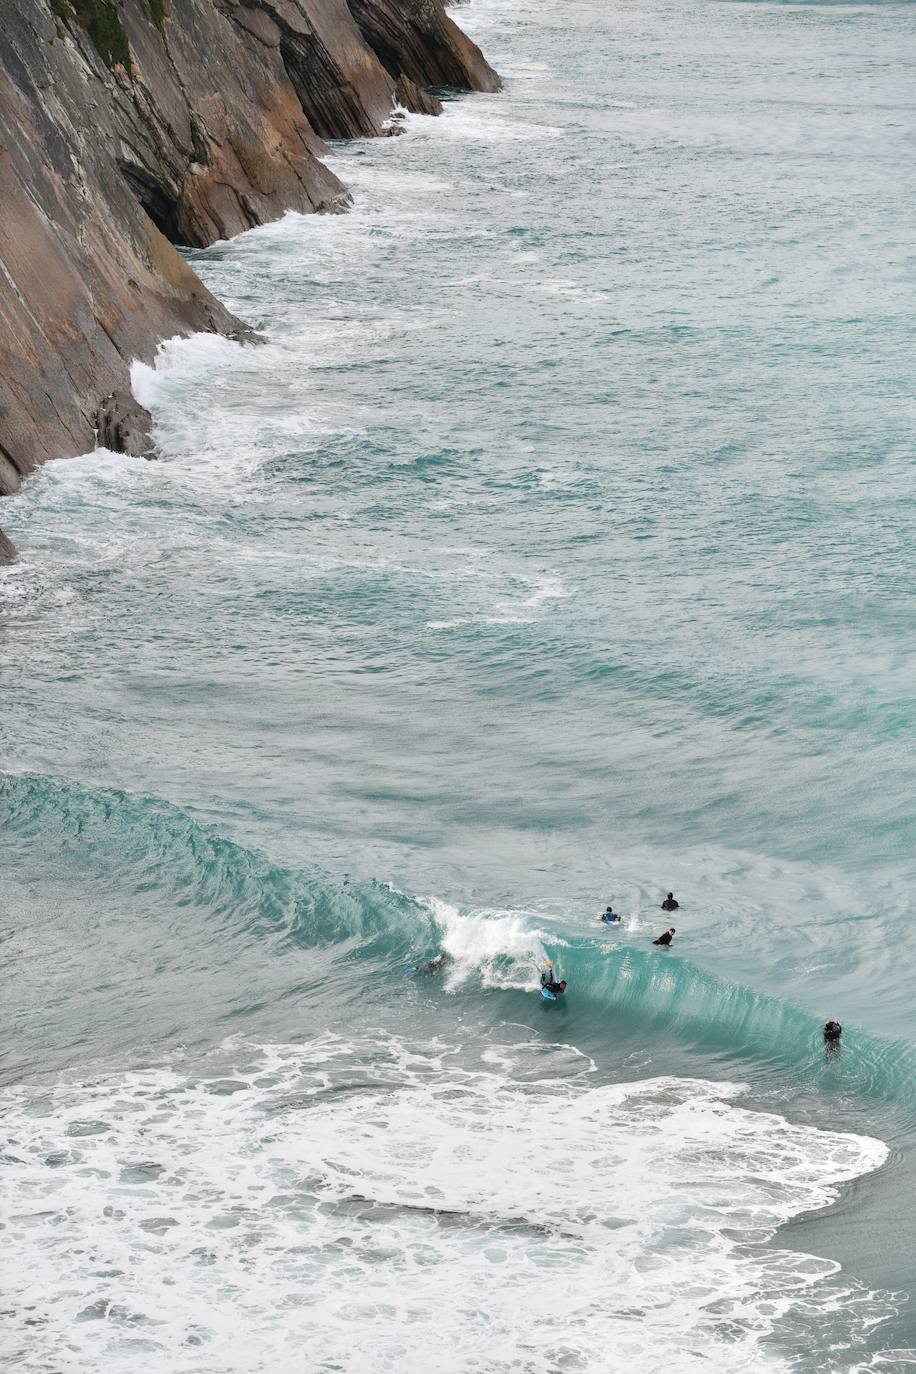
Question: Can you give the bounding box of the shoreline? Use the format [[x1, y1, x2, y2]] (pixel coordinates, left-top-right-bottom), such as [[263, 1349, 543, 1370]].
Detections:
[[0, 0, 499, 561]]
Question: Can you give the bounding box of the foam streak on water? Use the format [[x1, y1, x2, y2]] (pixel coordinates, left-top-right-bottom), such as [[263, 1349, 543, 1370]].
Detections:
[[2, 1037, 895, 1374]]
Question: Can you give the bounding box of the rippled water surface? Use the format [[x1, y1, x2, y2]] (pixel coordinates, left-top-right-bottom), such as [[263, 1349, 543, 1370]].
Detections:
[[3, 0, 916, 1367]]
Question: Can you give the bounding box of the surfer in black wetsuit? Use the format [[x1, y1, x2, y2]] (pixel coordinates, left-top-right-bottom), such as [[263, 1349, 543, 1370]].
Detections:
[[653, 927, 676, 946], [540, 962, 567, 995], [600, 905, 621, 924], [661, 892, 679, 912], [425, 953, 451, 975], [824, 1019, 842, 1043]]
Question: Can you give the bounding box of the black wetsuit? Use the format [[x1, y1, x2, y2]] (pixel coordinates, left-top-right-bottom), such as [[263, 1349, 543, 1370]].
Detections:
[[544, 980, 565, 996], [824, 1021, 842, 1042], [661, 897, 679, 912], [653, 931, 674, 946]]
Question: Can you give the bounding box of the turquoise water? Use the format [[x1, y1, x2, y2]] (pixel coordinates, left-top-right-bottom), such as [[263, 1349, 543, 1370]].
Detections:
[[3, 0, 916, 1367]]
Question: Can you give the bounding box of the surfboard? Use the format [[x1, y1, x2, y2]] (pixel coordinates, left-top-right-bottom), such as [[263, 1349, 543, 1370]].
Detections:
[[541, 986, 557, 1001]]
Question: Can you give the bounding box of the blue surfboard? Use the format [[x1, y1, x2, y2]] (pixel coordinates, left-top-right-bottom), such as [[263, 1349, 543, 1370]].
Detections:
[[541, 986, 557, 1001]]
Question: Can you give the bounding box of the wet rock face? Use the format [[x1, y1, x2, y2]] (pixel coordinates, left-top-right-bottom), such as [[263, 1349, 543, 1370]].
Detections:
[[0, 529, 16, 565], [0, 0, 496, 493], [96, 393, 157, 459]]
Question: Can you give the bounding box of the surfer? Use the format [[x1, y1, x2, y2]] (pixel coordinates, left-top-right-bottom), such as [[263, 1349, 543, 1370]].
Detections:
[[406, 952, 452, 977], [823, 1019, 842, 1043], [540, 962, 567, 996], [600, 905, 621, 924], [661, 891, 679, 912], [653, 927, 676, 947]]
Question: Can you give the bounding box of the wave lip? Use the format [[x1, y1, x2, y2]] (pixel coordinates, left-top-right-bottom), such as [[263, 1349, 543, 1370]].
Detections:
[[5, 770, 915, 1117], [419, 895, 916, 1117], [0, 770, 425, 952]]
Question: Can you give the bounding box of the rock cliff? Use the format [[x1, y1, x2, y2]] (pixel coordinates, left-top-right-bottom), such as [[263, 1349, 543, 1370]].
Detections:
[[0, 0, 497, 560]]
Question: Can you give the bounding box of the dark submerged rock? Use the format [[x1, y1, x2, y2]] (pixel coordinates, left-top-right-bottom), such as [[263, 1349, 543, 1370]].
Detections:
[[0, 529, 17, 564]]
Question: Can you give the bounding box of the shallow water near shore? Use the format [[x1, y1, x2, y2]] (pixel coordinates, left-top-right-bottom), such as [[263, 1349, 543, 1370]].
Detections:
[[4, 0, 916, 1367]]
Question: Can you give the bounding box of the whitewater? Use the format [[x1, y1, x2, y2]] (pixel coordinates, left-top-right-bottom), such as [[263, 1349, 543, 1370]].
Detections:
[[3, 0, 916, 1368]]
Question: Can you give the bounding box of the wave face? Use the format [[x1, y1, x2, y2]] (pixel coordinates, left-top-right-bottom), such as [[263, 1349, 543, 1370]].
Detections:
[[5, 771, 915, 1114], [3, 0, 916, 1364]]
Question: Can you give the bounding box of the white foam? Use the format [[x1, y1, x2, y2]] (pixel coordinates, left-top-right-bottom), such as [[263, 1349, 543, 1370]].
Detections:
[[426, 573, 570, 630], [131, 334, 246, 412], [395, 101, 561, 145], [513, 572, 570, 611], [2, 1036, 895, 1374], [424, 895, 552, 990], [0, 445, 163, 626]]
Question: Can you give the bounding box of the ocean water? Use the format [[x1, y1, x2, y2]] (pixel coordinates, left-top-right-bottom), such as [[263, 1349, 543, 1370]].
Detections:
[[3, 0, 916, 1367]]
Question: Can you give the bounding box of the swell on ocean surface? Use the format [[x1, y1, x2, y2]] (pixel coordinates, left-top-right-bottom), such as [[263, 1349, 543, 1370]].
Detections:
[[4, 770, 916, 1116], [4, 0, 916, 1363]]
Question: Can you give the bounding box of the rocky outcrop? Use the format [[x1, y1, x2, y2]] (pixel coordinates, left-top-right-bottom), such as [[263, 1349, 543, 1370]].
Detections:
[[97, 392, 156, 459], [350, 0, 498, 105], [0, 0, 497, 502], [0, 528, 16, 564]]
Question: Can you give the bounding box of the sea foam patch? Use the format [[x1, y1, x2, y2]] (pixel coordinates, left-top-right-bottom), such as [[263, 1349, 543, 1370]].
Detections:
[[2, 1035, 896, 1374]]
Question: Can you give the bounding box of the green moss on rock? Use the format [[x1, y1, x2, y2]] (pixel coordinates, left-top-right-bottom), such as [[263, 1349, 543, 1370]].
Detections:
[[47, 0, 133, 72], [142, 0, 167, 31]]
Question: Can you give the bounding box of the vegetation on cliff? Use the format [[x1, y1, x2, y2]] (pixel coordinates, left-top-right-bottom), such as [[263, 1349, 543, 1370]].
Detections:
[[48, 0, 133, 71]]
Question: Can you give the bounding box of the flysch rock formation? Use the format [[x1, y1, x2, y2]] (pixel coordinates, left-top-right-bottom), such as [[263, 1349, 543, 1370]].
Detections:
[[0, 0, 498, 560]]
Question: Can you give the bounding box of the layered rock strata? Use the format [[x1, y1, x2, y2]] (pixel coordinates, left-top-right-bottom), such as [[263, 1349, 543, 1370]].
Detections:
[[0, 0, 498, 561]]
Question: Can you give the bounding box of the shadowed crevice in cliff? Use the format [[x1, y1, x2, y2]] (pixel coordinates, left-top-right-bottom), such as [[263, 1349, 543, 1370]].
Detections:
[[118, 162, 183, 244]]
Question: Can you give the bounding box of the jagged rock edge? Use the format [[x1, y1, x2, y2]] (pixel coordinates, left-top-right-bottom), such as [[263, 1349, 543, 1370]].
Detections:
[[0, 0, 498, 487]]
